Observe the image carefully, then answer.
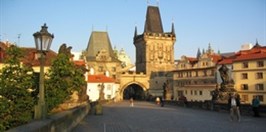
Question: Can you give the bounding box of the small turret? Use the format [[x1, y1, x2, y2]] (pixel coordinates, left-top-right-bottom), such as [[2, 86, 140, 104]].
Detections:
[[134, 26, 137, 38], [171, 21, 175, 35]]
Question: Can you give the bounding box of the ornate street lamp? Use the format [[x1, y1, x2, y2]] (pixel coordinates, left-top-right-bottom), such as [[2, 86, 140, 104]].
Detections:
[[33, 23, 54, 119]]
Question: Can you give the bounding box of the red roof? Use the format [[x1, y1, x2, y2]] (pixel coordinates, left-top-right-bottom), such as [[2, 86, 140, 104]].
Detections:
[[74, 60, 86, 66], [21, 47, 57, 66], [218, 58, 233, 65], [88, 74, 115, 83], [208, 53, 222, 63], [234, 45, 266, 62]]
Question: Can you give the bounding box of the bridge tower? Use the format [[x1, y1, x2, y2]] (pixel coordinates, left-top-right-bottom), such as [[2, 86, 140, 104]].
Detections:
[[134, 5, 176, 75], [134, 5, 176, 97]]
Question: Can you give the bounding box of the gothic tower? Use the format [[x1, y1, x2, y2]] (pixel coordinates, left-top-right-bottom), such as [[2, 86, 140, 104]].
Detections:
[[134, 5, 176, 75]]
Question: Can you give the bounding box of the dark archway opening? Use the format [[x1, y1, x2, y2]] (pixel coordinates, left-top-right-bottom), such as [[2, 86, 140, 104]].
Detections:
[[123, 84, 145, 100]]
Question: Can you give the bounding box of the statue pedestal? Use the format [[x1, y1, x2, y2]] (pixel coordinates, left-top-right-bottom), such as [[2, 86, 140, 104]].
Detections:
[[213, 84, 236, 104]]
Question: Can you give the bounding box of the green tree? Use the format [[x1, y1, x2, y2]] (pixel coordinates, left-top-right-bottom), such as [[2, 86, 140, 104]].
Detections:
[[0, 45, 35, 131], [45, 53, 86, 112]]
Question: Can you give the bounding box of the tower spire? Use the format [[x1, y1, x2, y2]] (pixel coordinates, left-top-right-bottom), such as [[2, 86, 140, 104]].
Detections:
[[171, 18, 175, 35], [134, 25, 138, 38]]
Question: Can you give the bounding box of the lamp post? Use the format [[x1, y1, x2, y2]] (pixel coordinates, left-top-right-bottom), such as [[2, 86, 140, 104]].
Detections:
[[33, 23, 54, 119]]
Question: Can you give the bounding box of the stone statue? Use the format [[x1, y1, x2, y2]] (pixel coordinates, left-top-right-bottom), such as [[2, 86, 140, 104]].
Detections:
[[58, 43, 73, 58], [219, 64, 230, 85]]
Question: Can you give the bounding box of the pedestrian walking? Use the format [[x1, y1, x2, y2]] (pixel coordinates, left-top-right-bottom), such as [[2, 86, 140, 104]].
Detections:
[[228, 93, 241, 122], [130, 97, 134, 107], [160, 97, 164, 107], [156, 97, 160, 105], [252, 96, 260, 117]]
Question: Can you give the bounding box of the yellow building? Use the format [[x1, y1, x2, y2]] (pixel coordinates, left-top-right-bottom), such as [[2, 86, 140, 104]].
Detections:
[[232, 43, 266, 105], [173, 46, 221, 101]]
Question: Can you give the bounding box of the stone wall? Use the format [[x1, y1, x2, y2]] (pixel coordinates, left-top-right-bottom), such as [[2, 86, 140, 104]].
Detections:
[[7, 103, 90, 132], [163, 100, 266, 116]]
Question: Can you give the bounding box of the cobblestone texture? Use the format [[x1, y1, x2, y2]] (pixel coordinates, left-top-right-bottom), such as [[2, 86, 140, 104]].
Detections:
[[73, 101, 266, 132]]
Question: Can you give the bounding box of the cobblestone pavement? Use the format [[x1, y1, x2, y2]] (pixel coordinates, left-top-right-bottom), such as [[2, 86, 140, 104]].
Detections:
[[72, 101, 266, 132]]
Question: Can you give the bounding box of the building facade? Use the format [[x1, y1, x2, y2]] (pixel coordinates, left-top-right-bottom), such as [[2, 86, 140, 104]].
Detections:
[[173, 46, 221, 101], [232, 43, 266, 105], [134, 6, 176, 97]]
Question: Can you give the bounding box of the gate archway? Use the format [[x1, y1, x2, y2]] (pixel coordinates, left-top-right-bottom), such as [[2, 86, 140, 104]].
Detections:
[[123, 84, 146, 100], [120, 81, 147, 101]]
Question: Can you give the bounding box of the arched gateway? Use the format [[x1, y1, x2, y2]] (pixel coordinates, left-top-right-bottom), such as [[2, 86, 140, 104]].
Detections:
[[117, 72, 149, 100]]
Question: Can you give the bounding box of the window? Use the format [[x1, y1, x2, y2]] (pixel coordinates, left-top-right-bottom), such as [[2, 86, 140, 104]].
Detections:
[[98, 66, 103, 72], [178, 91, 183, 96], [256, 72, 263, 79], [242, 62, 248, 68], [185, 90, 187, 95], [257, 61, 264, 67], [241, 73, 248, 79], [255, 84, 264, 90], [191, 90, 193, 95], [194, 90, 197, 95], [241, 95, 249, 102], [254, 95, 264, 102], [241, 84, 248, 90], [199, 91, 203, 95]]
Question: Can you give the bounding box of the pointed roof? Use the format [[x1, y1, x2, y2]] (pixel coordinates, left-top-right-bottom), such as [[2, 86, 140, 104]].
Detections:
[[86, 31, 117, 61], [144, 6, 163, 33]]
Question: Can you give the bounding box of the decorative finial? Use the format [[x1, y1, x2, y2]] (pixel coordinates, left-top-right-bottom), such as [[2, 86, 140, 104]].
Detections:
[[171, 18, 175, 35]]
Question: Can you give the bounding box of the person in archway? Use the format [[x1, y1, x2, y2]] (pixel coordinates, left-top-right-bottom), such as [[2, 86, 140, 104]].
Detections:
[[160, 97, 165, 107], [130, 97, 134, 107], [156, 97, 160, 105]]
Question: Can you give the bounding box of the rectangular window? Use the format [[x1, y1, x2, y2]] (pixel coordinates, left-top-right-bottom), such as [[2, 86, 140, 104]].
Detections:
[[194, 90, 197, 95], [98, 66, 103, 72], [255, 84, 264, 90], [241, 84, 249, 90], [199, 91, 203, 95], [257, 61, 264, 67], [241, 95, 249, 102], [254, 95, 264, 102], [242, 62, 248, 68], [185, 90, 187, 95], [241, 73, 248, 79], [256, 72, 263, 79], [178, 91, 183, 96], [191, 90, 193, 95]]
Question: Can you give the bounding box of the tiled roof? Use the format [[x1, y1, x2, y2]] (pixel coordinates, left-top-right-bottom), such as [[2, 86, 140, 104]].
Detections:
[[234, 45, 266, 62], [207, 53, 222, 63], [86, 31, 119, 62], [21, 47, 57, 66], [74, 60, 86, 66], [88, 74, 115, 83]]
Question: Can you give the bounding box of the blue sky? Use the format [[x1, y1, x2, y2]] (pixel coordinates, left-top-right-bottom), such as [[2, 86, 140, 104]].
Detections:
[[1, 0, 265, 63]]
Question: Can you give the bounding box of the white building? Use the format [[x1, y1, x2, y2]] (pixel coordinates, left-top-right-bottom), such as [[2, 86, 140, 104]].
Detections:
[[86, 74, 119, 102]]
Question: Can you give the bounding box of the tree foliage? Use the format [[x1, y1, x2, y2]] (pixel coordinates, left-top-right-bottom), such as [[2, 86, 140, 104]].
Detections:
[[45, 53, 86, 112], [0, 45, 36, 131]]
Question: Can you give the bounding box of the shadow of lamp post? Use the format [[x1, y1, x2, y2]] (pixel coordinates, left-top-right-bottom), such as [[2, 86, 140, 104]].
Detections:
[[33, 23, 54, 119]]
